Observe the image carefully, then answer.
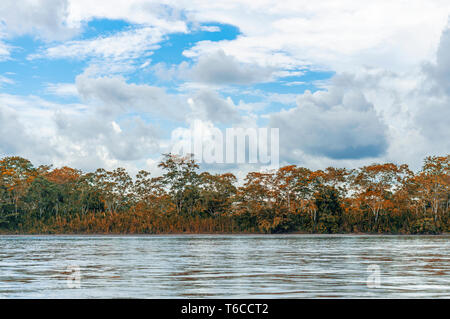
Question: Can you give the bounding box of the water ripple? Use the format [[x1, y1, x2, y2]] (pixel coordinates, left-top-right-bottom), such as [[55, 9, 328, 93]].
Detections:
[[0, 234, 449, 298]]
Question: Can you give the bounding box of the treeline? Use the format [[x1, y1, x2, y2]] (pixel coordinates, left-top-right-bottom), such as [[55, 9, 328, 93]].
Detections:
[[0, 154, 448, 234]]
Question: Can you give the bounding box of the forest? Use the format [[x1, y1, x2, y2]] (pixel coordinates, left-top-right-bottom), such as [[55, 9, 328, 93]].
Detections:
[[0, 154, 448, 234]]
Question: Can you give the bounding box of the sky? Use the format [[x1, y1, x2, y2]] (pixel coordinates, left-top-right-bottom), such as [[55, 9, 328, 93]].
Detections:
[[0, 0, 449, 178]]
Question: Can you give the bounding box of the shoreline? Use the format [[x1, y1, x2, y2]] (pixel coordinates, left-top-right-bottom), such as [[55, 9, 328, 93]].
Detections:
[[1, 232, 449, 237]]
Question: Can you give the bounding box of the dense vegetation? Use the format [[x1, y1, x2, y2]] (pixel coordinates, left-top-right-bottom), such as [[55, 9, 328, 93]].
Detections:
[[0, 154, 448, 234]]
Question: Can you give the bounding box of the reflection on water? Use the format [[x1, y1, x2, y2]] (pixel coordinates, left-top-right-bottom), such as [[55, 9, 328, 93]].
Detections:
[[0, 235, 449, 298]]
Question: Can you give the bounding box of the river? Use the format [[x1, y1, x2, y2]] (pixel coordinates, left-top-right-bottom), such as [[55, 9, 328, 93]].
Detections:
[[0, 234, 449, 298]]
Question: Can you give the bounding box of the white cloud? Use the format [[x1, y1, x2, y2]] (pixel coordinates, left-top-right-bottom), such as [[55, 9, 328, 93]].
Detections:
[[153, 50, 275, 86], [139, 60, 151, 69], [423, 26, 450, 95], [54, 112, 161, 163], [1, 0, 449, 175], [66, 0, 187, 32], [0, 75, 14, 86], [45, 82, 78, 97], [187, 89, 241, 124], [29, 27, 166, 63], [111, 121, 122, 133], [0, 92, 164, 172], [3, 0, 450, 74], [75, 72, 188, 120], [188, 50, 274, 85], [283, 81, 306, 87], [270, 82, 389, 161], [0, 41, 11, 61], [266, 25, 450, 170], [0, 0, 79, 41], [0, 93, 76, 163], [0, 103, 35, 156], [199, 26, 220, 32], [180, 0, 450, 73]]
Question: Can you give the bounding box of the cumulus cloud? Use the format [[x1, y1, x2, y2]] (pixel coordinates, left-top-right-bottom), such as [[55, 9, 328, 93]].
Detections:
[[0, 92, 165, 172], [153, 50, 274, 86], [1, 0, 450, 176], [0, 94, 65, 163], [0, 106, 29, 155], [270, 79, 389, 161], [181, 0, 450, 73], [188, 50, 274, 85], [54, 112, 160, 162], [414, 26, 450, 148], [59, 0, 450, 73], [0, 0, 79, 41], [187, 90, 241, 124], [267, 25, 450, 169], [424, 26, 450, 95], [75, 72, 188, 120], [5, 1, 450, 74], [67, 0, 187, 33]]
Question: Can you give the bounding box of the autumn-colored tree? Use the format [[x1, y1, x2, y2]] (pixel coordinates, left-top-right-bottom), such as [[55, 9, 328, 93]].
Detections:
[[351, 163, 412, 232], [411, 156, 449, 228], [134, 170, 170, 213], [0, 154, 448, 234], [235, 171, 274, 232]]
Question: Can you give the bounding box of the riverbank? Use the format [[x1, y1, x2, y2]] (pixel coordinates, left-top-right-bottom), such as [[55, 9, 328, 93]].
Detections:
[[2, 230, 449, 236]]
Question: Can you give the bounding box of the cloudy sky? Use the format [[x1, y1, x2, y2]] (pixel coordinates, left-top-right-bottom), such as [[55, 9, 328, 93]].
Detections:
[[0, 0, 449, 177]]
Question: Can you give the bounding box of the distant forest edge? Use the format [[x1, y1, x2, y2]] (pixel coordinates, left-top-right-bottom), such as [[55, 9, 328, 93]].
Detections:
[[0, 154, 449, 235]]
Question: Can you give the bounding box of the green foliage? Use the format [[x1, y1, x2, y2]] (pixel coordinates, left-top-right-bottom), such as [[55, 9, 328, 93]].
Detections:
[[314, 186, 343, 233], [411, 218, 440, 234]]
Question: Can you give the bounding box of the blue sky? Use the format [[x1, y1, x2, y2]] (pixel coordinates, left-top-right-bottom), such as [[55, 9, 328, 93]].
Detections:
[[1, 17, 332, 124], [0, 0, 449, 176], [2, 19, 327, 95]]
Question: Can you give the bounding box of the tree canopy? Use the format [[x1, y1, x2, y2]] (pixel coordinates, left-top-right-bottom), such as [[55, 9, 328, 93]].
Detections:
[[0, 154, 448, 234]]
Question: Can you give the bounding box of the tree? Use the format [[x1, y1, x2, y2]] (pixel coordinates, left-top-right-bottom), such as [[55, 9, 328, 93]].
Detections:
[[158, 153, 201, 215], [199, 172, 237, 216], [414, 156, 449, 222], [93, 168, 133, 213], [0, 156, 36, 215], [314, 186, 344, 233], [25, 176, 59, 218], [351, 163, 412, 232], [0, 153, 448, 234]]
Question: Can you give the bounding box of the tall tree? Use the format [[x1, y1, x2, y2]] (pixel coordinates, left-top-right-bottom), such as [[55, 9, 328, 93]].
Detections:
[[158, 153, 201, 215]]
